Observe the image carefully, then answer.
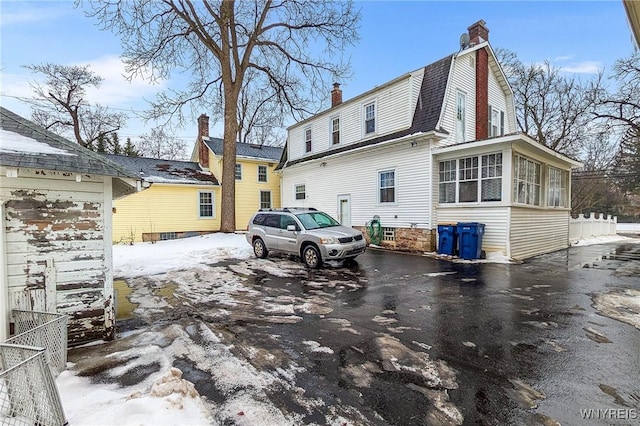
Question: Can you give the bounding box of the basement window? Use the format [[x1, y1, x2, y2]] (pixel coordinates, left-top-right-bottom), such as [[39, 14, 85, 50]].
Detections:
[[159, 232, 177, 241], [382, 227, 396, 241]]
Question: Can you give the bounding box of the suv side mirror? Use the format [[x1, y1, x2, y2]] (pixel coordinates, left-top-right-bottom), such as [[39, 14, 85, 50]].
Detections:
[[287, 224, 297, 232]]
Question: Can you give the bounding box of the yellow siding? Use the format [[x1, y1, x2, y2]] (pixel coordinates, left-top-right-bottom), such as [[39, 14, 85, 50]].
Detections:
[[212, 156, 281, 230], [112, 183, 221, 243]]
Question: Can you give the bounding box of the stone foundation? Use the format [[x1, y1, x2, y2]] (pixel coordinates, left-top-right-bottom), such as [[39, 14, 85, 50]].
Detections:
[[355, 226, 436, 253]]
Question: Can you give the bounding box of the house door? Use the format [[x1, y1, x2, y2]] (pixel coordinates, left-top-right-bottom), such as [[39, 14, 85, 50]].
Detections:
[[338, 195, 351, 227]]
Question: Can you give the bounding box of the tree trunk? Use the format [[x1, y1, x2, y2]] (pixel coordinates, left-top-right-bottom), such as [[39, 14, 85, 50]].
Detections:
[[220, 95, 238, 233]]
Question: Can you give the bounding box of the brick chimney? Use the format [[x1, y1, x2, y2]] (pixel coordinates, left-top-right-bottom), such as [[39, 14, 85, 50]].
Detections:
[[197, 114, 210, 169], [468, 21, 489, 140], [331, 83, 342, 107], [468, 20, 489, 45]]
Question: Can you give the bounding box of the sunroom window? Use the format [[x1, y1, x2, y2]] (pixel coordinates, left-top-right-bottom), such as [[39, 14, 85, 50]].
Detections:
[[514, 155, 541, 205], [548, 167, 568, 207]]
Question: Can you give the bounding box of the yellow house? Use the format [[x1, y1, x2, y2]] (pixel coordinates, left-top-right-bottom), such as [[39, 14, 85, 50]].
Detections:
[[191, 115, 283, 230], [104, 154, 221, 243]]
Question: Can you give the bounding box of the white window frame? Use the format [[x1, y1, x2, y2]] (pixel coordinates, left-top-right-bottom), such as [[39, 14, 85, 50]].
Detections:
[[257, 164, 268, 183], [378, 169, 396, 204], [364, 101, 376, 135], [438, 153, 503, 204], [547, 167, 568, 207], [295, 184, 306, 200], [488, 105, 505, 138], [259, 190, 272, 210], [235, 163, 242, 180], [331, 116, 340, 145], [456, 91, 466, 142], [439, 160, 456, 204], [305, 127, 312, 153], [513, 155, 541, 206], [481, 153, 502, 202], [198, 191, 215, 218]]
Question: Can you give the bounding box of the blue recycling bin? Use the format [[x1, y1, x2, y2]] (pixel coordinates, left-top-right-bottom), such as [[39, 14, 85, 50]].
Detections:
[[457, 222, 485, 260], [437, 224, 457, 255]]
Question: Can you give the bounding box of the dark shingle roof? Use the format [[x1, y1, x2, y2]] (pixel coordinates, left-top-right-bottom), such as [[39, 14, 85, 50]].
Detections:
[[279, 54, 453, 169], [0, 107, 136, 178], [103, 154, 219, 185], [204, 137, 283, 162]]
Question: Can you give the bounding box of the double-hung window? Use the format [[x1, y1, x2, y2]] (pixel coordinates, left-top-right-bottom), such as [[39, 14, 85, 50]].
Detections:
[[305, 127, 312, 153], [458, 157, 478, 202], [235, 163, 242, 180], [456, 91, 466, 142], [481, 153, 502, 201], [439, 160, 456, 203], [199, 191, 214, 218], [260, 191, 272, 209], [258, 165, 267, 182], [488, 106, 505, 137], [514, 155, 541, 205], [331, 117, 340, 144], [547, 167, 567, 207], [378, 170, 395, 203], [295, 184, 306, 200], [365, 102, 376, 134]]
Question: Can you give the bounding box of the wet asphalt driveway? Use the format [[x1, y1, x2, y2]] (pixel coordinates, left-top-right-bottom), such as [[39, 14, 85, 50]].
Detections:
[[72, 241, 640, 425]]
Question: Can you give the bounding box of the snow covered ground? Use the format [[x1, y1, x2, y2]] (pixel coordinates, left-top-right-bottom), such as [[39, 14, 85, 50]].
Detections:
[[54, 231, 639, 425]]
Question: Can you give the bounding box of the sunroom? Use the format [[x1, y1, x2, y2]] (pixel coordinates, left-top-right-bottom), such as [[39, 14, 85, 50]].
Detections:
[[432, 133, 582, 260]]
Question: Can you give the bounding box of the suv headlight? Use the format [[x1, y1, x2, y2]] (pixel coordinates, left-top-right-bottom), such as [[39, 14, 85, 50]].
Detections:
[[320, 237, 339, 244]]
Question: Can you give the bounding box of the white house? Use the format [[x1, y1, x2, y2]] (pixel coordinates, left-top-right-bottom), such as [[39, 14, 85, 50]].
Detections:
[[0, 107, 137, 344], [277, 20, 581, 260]]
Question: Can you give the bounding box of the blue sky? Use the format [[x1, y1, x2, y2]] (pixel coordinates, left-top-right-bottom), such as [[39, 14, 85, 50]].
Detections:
[[0, 1, 635, 149]]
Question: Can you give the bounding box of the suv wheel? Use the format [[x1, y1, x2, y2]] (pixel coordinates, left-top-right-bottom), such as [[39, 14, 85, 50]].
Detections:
[[253, 238, 268, 259], [302, 245, 322, 269]]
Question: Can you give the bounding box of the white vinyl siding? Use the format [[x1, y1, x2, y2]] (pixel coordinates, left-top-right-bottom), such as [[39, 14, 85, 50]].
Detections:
[[281, 140, 432, 229], [287, 70, 423, 162], [510, 207, 569, 259]]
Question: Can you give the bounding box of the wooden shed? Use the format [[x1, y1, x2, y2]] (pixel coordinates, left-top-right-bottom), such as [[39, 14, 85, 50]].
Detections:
[[0, 107, 137, 344]]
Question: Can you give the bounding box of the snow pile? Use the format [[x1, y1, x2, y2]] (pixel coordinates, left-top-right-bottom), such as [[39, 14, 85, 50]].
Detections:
[[113, 233, 253, 278], [571, 234, 637, 247], [0, 129, 75, 156]]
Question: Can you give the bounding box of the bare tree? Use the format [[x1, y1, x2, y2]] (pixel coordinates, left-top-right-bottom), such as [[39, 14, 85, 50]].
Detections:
[[136, 127, 187, 160], [593, 52, 640, 135], [495, 49, 604, 157], [236, 69, 286, 146], [84, 0, 360, 232], [24, 63, 127, 148]]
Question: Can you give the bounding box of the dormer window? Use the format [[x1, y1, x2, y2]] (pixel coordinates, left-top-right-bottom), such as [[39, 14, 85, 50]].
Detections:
[[305, 127, 312, 152], [364, 102, 376, 134]]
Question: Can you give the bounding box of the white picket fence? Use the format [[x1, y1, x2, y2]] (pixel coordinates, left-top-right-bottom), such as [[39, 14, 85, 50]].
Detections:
[[569, 213, 617, 241]]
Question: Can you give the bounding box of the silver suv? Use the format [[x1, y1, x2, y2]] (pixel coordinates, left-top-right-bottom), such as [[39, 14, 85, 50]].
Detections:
[[246, 208, 366, 268]]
